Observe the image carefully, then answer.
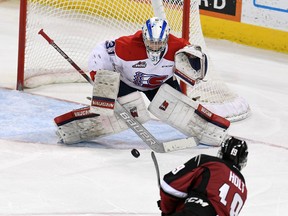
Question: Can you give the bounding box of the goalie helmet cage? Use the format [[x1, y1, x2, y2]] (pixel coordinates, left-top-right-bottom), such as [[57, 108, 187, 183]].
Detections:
[[17, 0, 250, 121]]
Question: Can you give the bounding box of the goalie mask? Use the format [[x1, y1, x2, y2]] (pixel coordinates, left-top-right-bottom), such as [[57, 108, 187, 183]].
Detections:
[[175, 45, 208, 86], [142, 17, 170, 65], [218, 137, 248, 171]]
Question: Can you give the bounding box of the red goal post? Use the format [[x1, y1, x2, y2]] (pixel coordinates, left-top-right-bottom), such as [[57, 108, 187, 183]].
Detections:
[[16, 0, 250, 121]]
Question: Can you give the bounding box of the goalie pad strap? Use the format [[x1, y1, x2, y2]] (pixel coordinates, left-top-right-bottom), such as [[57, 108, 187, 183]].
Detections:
[[91, 96, 115, 109], [54, 107, 99, 126], [195, 104, 230, 129]]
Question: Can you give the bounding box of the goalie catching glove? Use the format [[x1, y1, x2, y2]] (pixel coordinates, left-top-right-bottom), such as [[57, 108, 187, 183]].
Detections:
[[148, 84, 230, 146], [174, 45, 208, 86]]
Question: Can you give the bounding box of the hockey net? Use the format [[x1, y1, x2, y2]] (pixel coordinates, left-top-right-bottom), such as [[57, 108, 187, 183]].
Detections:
[[17, 0, 250, 121]]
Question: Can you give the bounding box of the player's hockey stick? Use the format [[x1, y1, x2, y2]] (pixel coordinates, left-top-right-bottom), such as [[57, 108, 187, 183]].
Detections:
[[39, 29, 197, 153], [151, 151, 161, 188]]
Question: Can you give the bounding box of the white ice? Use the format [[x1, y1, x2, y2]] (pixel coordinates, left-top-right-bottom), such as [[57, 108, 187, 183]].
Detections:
[[0, 1, 288, 216]]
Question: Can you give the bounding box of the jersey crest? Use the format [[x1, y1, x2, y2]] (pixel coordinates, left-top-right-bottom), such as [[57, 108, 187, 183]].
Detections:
[[133, 72, 168, 88]]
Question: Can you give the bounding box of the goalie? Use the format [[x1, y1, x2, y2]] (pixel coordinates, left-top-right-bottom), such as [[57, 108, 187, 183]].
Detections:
[[55, 17, 230, 147]]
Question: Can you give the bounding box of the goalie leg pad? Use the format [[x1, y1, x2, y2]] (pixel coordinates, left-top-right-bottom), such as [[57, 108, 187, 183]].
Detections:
[[55, 92, 151, 144], [148, 84, 230, 146], [90, 70, 120, 115], [54, 107, 128, 144]]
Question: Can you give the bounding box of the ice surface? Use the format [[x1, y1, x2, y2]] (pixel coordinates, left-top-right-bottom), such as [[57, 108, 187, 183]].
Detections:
[[0, 1, 288, 215]]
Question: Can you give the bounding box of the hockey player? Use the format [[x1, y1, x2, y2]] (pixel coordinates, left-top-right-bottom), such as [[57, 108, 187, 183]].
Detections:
[[54, 17, 230, 147], [158, 136, 248, 216]]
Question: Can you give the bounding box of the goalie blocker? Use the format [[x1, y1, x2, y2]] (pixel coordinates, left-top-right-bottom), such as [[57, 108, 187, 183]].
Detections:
[[148, 84, 230, 146], [90, 70, 120, 116]]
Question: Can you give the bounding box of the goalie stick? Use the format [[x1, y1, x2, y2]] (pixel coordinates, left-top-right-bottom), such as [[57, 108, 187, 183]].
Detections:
[[38, 29, 197, 153]]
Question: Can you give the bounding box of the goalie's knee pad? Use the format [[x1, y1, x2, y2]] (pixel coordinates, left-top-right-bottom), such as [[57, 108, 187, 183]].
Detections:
[[148, 84, 230, 146], [54, 91, 151, 144]]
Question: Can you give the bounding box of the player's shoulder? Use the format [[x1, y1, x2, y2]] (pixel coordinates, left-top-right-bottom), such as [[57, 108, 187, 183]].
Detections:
[[116, 30, 143, 45], [165, 33, 190, 60], [198, 154, 234, 166], [197, 154, 221, 164], [169, 34, 190, 47], [114, 30, 147, 61], [199, 154, 245, 180], [186, 154, 226, 167]]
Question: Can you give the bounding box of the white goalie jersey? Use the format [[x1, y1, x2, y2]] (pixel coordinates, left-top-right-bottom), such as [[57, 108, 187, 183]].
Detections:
[[88, 30, 190, 91]]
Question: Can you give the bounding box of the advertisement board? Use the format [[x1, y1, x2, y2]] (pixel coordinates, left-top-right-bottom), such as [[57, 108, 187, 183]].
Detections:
[[199, 0, 288, 52]]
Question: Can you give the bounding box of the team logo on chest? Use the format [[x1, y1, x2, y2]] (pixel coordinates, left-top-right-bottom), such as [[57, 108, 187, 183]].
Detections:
[[133, 72, 168, 88], [132, 61, 147, 68]]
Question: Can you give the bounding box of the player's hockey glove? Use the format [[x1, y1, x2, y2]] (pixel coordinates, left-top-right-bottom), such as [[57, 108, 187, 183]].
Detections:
[[158, 200, 172, 216]]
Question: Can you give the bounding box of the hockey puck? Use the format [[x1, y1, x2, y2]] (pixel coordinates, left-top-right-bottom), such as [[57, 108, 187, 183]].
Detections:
[[131, 149, 140, 158]]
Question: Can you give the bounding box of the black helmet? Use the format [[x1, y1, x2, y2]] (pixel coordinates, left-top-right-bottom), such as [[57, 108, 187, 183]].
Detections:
[[218, 137, 248, 170]]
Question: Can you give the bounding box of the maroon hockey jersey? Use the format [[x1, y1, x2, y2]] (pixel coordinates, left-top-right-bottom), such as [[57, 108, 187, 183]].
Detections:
[[160, 154, 247, 216]]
